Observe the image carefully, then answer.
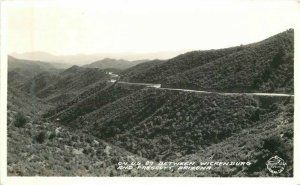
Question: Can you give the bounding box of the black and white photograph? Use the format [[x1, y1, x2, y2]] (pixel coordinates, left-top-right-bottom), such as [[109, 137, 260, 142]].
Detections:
[[0, 0, 299, 184]]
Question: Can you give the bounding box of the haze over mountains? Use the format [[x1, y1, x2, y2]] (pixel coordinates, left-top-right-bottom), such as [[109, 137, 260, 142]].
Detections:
[[7, 29, 294, 177], [82, 58, 149, 70], [10, 51, 187, 66]]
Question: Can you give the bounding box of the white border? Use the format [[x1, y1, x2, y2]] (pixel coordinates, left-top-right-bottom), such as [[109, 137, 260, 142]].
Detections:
[[0, 1, 8, 185], [293, 2, 300, 184]]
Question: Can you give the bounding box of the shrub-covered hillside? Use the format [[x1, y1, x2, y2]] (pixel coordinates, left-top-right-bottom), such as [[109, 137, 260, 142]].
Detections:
[[20, 66, 109, 104], [7, 29, 294, 177], [45, 83, 146, 123], [121, 29, 294, 93], [8, 56, 55, 72], [7, 110, 152, 176], [121, 47, 242, 83], [8, 56, 62, 87], [157, 98, 293, 177], [72, 88, 293, 168], [7, 86, 294, 176]]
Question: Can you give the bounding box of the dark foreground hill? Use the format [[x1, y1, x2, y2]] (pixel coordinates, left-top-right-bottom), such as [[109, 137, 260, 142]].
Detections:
[[8, 86, 293, 176], [121, 29, 294, 94], [71, 88, 293, 176]]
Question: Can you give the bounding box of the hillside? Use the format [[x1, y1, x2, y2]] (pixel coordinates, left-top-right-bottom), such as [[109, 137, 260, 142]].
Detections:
[[7, 109, 152, 176], [8, 56, 66, 87], [8, 56, 55, 71], [121, 29, 294, 94], [7, 85, 294, 176], [120, 59, 166, 78], [7, 86, 53, 116], [82, 58, 148, 69], [7, 29, 294, 177], [70, 88, 293, 176], [20, 66, 109, 104], [8, 55, 70, 70], [43, 83, 146, 123]]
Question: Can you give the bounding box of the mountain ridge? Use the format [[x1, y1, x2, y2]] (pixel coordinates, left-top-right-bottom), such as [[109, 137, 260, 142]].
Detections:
[[7, 29, 294, 177], [121, 29, 294, 94], [82, 58, 149, 70]]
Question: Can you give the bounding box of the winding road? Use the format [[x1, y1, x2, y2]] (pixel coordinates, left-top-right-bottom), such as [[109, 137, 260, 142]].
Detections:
[[113, 81, 294, 97]]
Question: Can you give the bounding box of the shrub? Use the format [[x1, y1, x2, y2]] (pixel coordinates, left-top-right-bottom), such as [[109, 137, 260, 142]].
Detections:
[[14, 112, 27, 127], [35, 131, 47, 143], [263, 135, 282, 152], [48, 132, 56, 140]]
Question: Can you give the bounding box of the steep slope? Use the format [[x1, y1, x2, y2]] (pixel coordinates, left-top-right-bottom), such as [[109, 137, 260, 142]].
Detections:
[[44, 83, 146, 123], [7, 111, 151, 176], [8, 85, 294, 177], [7, 86, 53, 116], [156, 98, 293, 177], [70, 88, 293, 165], [8, 69, 31, 87], [20, 66, 109, 104], [8, 56, 55, 71], [7, 29, 294, 177], [8, 56, 62, 86], [121, 29, 294, 94], [120, 59, 166, 79], [83, 58, 148, 69], [164, 30, 294, 93], [121, 47, 241, 83]]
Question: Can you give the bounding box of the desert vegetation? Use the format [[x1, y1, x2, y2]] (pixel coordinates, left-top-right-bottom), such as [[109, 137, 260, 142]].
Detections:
[[7, 29, 294, 177], [121, 29, 294, 94]]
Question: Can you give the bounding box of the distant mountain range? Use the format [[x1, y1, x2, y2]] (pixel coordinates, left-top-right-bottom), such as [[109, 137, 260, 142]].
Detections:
[[8, 55, 73, 69], [82, 58, 149, 70], [10, 51, 187, 65], [7, 55, 149, 92]]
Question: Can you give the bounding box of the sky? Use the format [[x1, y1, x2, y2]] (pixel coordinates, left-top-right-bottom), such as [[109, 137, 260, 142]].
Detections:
[[6, 0, 298, 59]]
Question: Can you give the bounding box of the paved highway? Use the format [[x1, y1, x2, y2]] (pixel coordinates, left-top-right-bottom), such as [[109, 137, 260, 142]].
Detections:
[[113, 81, 294, 97]]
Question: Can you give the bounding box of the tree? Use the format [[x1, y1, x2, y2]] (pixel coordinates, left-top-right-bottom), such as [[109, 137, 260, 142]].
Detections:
[[14, 112, 27, 127], [35, 131, 47, 143], [271, 47, 285, 68]]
